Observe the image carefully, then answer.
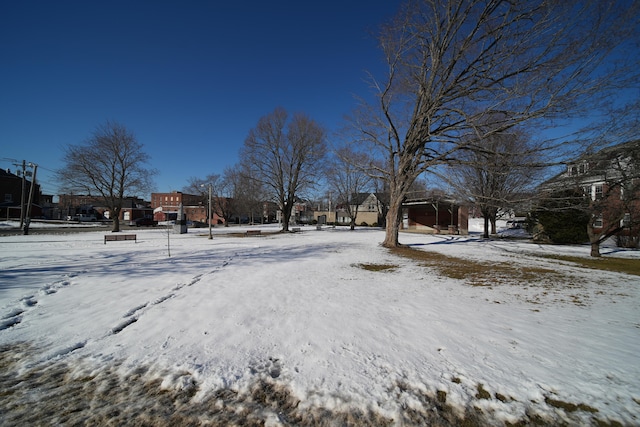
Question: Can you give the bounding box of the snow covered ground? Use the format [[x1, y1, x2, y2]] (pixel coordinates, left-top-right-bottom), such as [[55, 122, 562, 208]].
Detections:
[[0, 221, 638, 425]]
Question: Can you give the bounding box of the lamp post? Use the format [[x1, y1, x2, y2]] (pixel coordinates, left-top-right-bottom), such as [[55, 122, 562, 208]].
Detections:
[[201, 183, 213, 239]]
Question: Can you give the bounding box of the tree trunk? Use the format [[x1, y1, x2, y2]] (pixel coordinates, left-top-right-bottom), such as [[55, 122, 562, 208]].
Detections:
[[350, 217, 356, 230], [382, 197, 403, 247], [483, 216, 490, 239], [587, 223, 602, 257], [112, 208, 121, 232], [281, 202, 293, 232]]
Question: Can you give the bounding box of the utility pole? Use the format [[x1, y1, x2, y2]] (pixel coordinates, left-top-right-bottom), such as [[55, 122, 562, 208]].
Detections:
[[18, 160, 26, 228], [24, 163, 38, 235], [201, 183, 213, 239]]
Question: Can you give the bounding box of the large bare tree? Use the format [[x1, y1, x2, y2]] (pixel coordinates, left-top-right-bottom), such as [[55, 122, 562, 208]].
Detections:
[[241, 107, 327, 232], [59, 120, 156, 232], [351, 0, 639, 247]]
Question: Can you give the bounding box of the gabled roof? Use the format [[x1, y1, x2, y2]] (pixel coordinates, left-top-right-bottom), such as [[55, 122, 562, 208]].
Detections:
[[350, 192, 377, 205]]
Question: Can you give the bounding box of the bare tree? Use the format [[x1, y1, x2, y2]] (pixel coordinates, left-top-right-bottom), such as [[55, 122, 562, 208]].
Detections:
[[184, 172, 243, 226], [327, 147, 373, 230], [58, 120, 156, 232], [351, 0, 639, 247], [224, 164, 263, 225], [444, 118, 543, 238], [241, 107, 327, 232]]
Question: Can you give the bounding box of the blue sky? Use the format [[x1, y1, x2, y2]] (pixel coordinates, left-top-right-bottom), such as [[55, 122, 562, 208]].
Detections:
[[1, 1, 401, 197]]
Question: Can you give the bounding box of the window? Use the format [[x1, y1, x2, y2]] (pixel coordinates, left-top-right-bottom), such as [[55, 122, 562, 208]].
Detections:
[[594, 184, 603, 200], [579, 162, 588, 174], [593, 215, 603, 228], [568, 162, 588, 176], [621, 213, 631, 228]]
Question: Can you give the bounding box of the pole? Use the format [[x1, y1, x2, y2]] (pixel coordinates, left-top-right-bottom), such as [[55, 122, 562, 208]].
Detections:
[[24, 163, 37, 235], [208, 183, 213, 239], [19, 160, 26, 228]]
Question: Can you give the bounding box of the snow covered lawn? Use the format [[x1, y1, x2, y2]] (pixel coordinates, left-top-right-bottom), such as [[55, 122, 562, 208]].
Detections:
[[0, 225, 638, 425]]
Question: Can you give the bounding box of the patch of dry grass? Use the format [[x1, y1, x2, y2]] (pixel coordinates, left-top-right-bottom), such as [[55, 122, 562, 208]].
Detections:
[[539, 254, 640, 277], [389, 246, 563, 287], [355, 263, 398, 272]]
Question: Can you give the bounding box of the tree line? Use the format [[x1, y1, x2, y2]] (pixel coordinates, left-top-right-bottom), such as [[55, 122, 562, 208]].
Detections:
[[58, 0, 640, 256]]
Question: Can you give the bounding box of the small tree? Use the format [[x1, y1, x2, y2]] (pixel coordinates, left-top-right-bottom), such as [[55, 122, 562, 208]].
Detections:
[[240, 107, 327, 232], [183, 171, 244, 226], [228, 164, 265, 224], [327, 147, 373, 230], [58, 121, 156, 232], [444, 119, 543, 238]]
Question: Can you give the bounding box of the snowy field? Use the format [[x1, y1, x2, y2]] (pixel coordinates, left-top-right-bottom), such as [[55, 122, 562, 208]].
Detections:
[[0, 222, 639, 426]]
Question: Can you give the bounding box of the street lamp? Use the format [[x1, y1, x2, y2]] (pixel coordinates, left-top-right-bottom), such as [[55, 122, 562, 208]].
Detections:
[[201, 183, 213, 239]]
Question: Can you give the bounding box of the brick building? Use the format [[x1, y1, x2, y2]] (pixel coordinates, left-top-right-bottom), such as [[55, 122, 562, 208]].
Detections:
[[0, 168, 42, 219], [151, 191, 219, 224]]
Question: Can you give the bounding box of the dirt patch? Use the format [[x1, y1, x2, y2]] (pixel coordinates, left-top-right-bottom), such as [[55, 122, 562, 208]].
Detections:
[[355, 263, 398, 272], [390, 246, 565, 287]]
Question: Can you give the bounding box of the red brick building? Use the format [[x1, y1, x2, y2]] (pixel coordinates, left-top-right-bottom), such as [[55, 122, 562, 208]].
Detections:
[[151, 191, 225, 225]]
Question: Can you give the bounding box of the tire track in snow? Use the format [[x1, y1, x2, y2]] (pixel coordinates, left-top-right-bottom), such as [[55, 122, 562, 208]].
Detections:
[[110, 256, 233, 335]]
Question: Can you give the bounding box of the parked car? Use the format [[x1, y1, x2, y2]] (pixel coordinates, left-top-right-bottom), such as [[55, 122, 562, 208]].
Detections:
[[66, 214, 97, 222], [133, 217, 157, 227]]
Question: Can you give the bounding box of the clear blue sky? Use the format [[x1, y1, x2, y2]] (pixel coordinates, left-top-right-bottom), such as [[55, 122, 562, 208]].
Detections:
[[1, 1, 401, 198]]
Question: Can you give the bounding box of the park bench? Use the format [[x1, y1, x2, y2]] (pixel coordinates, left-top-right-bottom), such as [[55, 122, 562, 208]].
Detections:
[[104, 234, 137, 244], [245, 230, 262, 236]]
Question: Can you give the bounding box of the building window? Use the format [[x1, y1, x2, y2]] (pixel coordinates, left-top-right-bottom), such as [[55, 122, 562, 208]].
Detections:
[[622, 213, 631, 227], [593, 215, 603, 228], [594, 184, 603, 200]]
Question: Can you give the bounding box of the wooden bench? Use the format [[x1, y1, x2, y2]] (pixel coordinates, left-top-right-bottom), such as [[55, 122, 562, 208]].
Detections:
[[245, 230, 262, 236], [104, 234, 137, 244]]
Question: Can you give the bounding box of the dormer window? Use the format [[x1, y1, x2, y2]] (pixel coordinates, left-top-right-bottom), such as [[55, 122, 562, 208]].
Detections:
[[567, 162, 589, 176], [579, 162, 588, 174]]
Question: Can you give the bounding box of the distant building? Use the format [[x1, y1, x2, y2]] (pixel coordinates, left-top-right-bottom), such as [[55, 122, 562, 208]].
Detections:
[[0, 168, 42, 219], [58, 194, 151, 221], [335, 193, 385, 226], [151, 191, 224, 225]]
